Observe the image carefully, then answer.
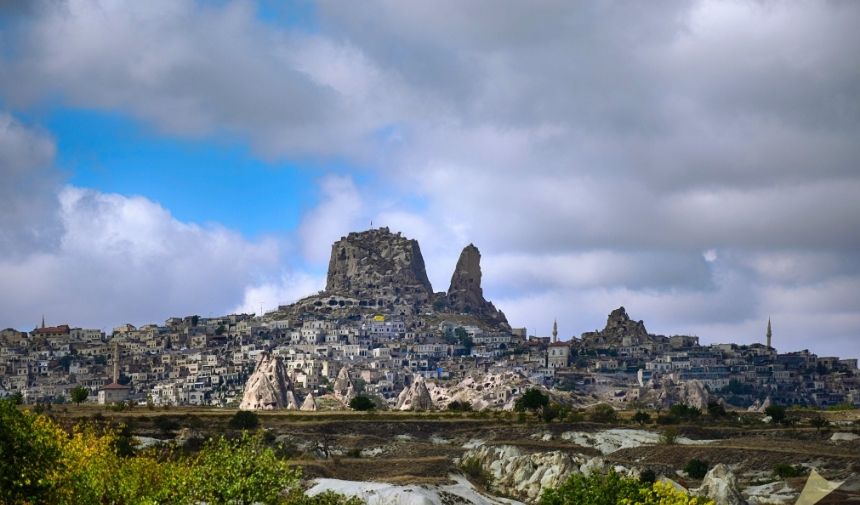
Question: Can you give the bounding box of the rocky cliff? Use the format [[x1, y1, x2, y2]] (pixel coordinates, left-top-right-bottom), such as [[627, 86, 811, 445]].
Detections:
[[446, 244, 508, 326], [326, 227, 433, 302]]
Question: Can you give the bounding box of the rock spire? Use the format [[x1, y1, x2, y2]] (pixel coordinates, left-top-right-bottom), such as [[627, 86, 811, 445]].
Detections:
[[446, 244, 508, 325], [239, 353, 295, 410]]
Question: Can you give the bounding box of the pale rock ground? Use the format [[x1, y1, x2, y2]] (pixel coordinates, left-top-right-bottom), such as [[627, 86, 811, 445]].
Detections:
[[307, 475, 523, 505], [559, 428, 714, 455]]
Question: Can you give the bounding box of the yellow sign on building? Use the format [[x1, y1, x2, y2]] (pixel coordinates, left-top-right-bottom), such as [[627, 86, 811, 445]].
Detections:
[[373, 315, 385, 322]]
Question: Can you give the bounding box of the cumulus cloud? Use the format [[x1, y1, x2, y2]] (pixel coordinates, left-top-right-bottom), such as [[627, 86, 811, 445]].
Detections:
[[2, 1, 860, 357], [0, 184, 283, 330]]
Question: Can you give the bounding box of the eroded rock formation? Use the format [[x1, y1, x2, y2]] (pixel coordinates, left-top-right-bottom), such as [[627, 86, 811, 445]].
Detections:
[[326, 227, 433, 303], [446, 244, 508, 326], [239, 353, 295, 410], [395, 375, 433, 411], [333, 366, 356, 405]]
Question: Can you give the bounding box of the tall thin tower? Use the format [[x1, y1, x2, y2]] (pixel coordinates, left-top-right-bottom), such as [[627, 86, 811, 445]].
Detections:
[[766, 318, 772, 349], [112, 341, 120, 384], [552, 319, 558, 343]]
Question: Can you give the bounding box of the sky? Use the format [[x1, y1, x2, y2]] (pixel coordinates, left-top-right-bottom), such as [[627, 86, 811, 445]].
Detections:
[[1, 0, 859, 359]]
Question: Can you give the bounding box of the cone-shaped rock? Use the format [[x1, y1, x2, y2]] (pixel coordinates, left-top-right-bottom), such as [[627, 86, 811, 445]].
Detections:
[[447, 244, 507, 325], [395, 375, 434, 411], [333, 366, 356, 405], [300, 392, 318, 411], [239, 353, 293, 410]]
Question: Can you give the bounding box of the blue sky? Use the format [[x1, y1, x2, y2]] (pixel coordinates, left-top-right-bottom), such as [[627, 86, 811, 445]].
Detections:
[[1, 0, 860, 359]]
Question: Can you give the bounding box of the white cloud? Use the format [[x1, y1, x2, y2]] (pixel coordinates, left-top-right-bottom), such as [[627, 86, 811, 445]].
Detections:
[[297, 175, 365, 265]]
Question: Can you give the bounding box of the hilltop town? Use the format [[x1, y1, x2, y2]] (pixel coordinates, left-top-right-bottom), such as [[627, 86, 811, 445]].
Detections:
[[2, 228, 858, 411]]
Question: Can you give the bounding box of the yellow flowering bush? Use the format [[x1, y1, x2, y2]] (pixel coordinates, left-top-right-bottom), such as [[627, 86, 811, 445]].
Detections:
[[621, 480, 715, 505]]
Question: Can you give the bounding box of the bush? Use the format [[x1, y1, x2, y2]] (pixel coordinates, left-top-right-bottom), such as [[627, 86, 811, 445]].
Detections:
[[349, 395, 375, 411], [707, 401, 727, 419], [541, 403, 561, 422], [228, 410, 260, 430], [540, 471, 714, 505], [633, 410, 651, 425], [448, 400, 473, 412], [154, 416, 181, 435], [0, 403, 362, 505], [639, 468, 656, 484], [765, 404, 787, 424], [460, 457, 492, 486], [660, 427, 679, 445], [684, 458, 710, 479], [539, 471, 645, 505], [669, 404, 701, 421], [810, 415, 829, 431], [70, 386, 89, 405], [773, 463, 805, 479], [589, 404, 618, 423]]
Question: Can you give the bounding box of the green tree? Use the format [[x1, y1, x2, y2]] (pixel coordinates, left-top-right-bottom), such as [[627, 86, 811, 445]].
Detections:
[[229, 410, 260, 430], [707, 401, 727, 419], [765, 404, 786, 424], [70, 386, 89, 405], [349, 395, 375, 411], [684, 458, 710, 479], [633, 410, 651, 425], [0, 399, 64, 503], [514, 388, 549, 412], [810, 415, 829, 432]]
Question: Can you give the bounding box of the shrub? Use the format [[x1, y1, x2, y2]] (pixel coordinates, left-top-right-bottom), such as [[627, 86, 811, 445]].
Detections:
[[349, 395, 375, 411], [669, 404, 701, 421], [228, 410, 260, 430], [589, 404, 618, 423], [810, 415, 829, 431], [684, 458, 710, 479], [70, 386, 89, 405], [460, 457, 492, 486], [773, 463, 805, 479], [639, 468, 656, 484], [765, 404, 787, 424], [633, 410, 651, 425], [541, 402, 561, 422], [635, 480, 715, 505], [660, 427, 679, 445], [707, 401, 727, 419], [448, 400, 473, 412], [656, 414, 679, 425], [154, 416, 181, 435], [539, 471, 644, 505]]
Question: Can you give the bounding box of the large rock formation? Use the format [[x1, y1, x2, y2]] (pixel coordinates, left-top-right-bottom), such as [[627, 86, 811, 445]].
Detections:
[[326, 227, 433, 303], [300, 391, 318, 411], [395, 375, 434, 411], [333, 366, 356, 405], [693, 464, 746, 505], [239, 354, 295, 410], [446, 244, 508, 326], [581, 306, 660, 348]]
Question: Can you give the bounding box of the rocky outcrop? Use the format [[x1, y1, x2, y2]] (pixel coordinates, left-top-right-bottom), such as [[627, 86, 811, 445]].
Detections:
[[326, 227, 433, 303], [679, 379, 709, 411], [333, 366, 356, 405], [239, 353, 295, 410], [460, 444, 586, 501], [581, 306, 651, 347], [301, 391, 318, 411], [446, 244, 508, 326], [427, 371, 541, 410], [395, 375, 433, 411], [694, 464, 746, 505]]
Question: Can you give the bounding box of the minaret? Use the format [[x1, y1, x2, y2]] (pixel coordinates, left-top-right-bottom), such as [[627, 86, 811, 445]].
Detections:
[[41, 315, 45, 329], [766, 318, 772, 349], [112, 341, 120, 384], [552, 319, 558, 343]]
